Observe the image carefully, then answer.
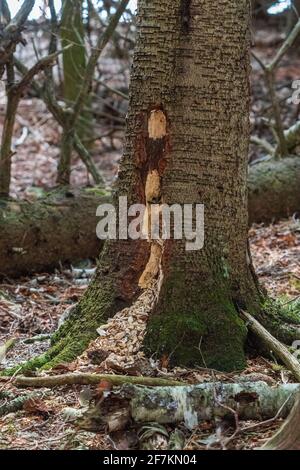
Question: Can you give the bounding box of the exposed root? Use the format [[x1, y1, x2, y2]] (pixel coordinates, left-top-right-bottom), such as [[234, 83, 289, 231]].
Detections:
[[241, 310, 300, 382]]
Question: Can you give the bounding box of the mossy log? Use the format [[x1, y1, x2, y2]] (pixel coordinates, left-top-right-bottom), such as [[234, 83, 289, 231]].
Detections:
[[79, 381, 300, 431], [0, 188, 109, 278], [248, 156, 300, 223], [0, 157, 299, 278]]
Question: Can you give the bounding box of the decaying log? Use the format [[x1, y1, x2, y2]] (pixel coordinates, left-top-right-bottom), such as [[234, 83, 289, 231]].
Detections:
[[79, 381, 300, 431], [0, 188, 108, 278], [248, 156, 300, 223], [261, 393, 300, 450]]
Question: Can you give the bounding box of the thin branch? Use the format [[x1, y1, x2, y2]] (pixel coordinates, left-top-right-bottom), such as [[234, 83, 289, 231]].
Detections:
[[268, 19, 300, 72], [71, 0, 130, 127], [3, 0, 35, 35], [0, 0, 11, 23], [13, 47, 68, 96], [74, 133, 105, 186], [250, 136, 275, 156], [9, 372, 185, 388]]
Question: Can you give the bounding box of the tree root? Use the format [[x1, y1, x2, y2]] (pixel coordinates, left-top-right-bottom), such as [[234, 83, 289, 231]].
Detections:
[[241, 310, 300, 381]]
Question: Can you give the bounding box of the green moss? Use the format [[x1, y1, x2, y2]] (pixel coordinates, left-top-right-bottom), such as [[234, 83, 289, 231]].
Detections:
[[84, 187, 111, 197], [262, 297, 300, 325], [143, 270, 247, 372], [257, 297, 300, 345]]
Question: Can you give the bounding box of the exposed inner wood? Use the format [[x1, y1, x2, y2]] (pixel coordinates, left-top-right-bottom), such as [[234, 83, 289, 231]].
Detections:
[[139, 242, 163, 289], [138, 110, 166, 289], [148, 109, 167, 140], [145, 169, 161, 203]]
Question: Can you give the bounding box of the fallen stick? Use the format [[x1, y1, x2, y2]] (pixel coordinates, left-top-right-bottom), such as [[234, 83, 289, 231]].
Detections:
[[12, 372, 185, 388], [240, 310, 300, 382]]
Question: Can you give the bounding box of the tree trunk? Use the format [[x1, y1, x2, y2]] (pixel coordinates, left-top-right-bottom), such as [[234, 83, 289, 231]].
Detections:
[[13, 0, 286, 374], [135, 0, 260, 371]]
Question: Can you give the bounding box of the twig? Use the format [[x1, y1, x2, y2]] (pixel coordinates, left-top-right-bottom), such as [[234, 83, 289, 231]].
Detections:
[[74, 133, 105, 186], [268, 19, 300, 72]]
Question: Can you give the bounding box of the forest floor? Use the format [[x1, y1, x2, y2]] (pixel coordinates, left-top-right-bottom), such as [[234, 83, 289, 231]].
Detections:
[[0, 217, 299, 451], [0, 23, 300, 451]]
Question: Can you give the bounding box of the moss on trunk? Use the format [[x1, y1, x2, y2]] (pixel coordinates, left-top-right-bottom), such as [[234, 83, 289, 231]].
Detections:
[[144, 272, 248, 371]]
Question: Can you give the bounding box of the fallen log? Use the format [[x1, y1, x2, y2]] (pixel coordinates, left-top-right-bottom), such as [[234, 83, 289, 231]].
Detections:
[[248, 156, 300, 223], [78, 381, 299, 431], [0, 157, 299, 278], [0, 188, 108, 278]]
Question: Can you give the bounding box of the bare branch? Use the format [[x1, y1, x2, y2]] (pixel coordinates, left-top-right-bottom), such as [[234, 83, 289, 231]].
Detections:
[[268, 19, 300, 72], [71, 0, 130, 126], [250, 136, 275, 156]]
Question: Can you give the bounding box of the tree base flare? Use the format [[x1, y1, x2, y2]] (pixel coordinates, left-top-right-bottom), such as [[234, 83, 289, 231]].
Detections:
[[143, 273, 248, 371]]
